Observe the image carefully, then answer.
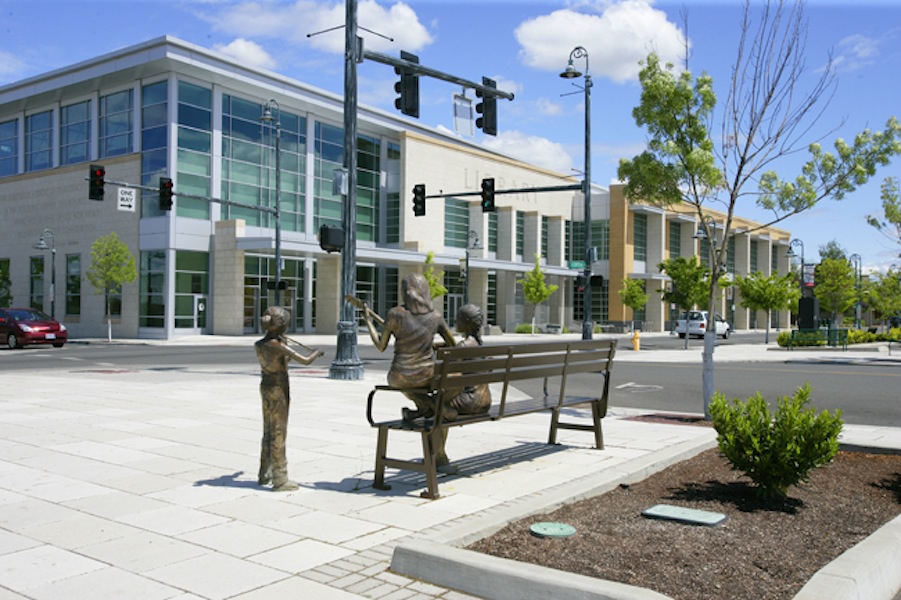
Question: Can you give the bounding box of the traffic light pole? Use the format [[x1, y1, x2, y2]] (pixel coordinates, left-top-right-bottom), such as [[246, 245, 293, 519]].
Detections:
[[420, 183, 581, 201]]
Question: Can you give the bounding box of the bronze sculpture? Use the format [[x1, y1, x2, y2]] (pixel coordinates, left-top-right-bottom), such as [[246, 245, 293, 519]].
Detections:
[[255, 306, 323, 491], [358, 273, 457, 421]]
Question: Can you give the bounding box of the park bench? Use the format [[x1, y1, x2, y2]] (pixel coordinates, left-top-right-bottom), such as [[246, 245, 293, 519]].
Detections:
[[365, 338, 617, 499], [787, 328, 848, 351]]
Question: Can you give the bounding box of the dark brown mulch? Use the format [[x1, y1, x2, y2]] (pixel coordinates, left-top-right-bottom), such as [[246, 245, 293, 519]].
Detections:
[[468, 448, 901, 600]]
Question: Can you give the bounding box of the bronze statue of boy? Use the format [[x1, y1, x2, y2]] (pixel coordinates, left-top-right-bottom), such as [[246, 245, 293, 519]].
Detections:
[[255, 306, 323, 491]]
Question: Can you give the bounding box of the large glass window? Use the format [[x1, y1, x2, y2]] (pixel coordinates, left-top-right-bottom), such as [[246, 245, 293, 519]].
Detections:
[[386, 143, 401, 244], [313, 122, 379, 240], [571, 220, 610, 262], [0, 119, 18, 176], [140, 250, 166, 328], [100, 89, 134, 158], [0, 259, 10, 306], [141, 81, 168, 217], [30, 256, 44, 309], [727, 236, 736, 274], [65, 254, 81, 316], [444, 198, 469, 248], [25, 110, 52, 172], [669, 220, 681, 259], [174, 251, 209, 328], [541, 216, 549, 259], [516, 211, 525, 256], [633, 213, 648, 262], [750, 240, 759, 273], [222, 95, 306, 231], [60, 100, 90, 165], [177, 81, 212, 220], [488, 212, 498, 253]]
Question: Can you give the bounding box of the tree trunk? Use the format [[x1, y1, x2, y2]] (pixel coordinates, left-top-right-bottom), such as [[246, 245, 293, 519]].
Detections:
[[764, 312, 771, 345]]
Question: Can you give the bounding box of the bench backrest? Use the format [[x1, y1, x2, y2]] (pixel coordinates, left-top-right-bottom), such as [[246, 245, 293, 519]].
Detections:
[[433, 339, 617, 417]]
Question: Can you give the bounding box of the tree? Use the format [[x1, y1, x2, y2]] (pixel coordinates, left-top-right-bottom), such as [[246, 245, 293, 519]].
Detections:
[[818, 239, 847, 262], [658, 256, 711, 349], [85, 232, 136, 342], [0, 261, 10, 307], [863, 269, 901, 331], [866, 177, 901, 257], [422, 251, 447, 300], [813, 258, 856, 326], [733, 271, 799, 344], [520, 254, 559, 334], [617, 1, 901, 417], [618, 278, 648, 330]]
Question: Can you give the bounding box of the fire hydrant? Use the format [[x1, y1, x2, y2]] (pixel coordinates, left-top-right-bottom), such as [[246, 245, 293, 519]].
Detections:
[[631, 329, 641, 351]]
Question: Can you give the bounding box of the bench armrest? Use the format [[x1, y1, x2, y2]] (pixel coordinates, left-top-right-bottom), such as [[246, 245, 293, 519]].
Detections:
[[366, 385, 432, 426]]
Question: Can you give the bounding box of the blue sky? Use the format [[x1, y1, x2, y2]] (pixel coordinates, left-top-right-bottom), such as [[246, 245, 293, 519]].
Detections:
[[2, 0, 899, 272]]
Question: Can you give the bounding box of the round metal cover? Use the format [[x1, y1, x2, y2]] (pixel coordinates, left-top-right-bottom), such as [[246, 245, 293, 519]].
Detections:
[[529, 522, 576, 538]]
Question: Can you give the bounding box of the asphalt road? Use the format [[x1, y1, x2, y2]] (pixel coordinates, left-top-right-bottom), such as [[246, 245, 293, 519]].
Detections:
[[3, 339, 899, 427]]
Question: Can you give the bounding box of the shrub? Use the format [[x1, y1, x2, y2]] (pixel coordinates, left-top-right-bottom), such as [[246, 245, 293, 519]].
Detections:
[[514, 323, 533, 334], [709, 383, 843, 500]]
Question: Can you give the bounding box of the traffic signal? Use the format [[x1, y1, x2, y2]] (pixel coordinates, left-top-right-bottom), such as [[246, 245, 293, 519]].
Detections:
[[475, 77, 497, 136], [412, 183, 426, 217], [159, 177, 174, 211], [88, 164, 105, 200], [394, 51, 419, 118], [480, 178, 495, 213]]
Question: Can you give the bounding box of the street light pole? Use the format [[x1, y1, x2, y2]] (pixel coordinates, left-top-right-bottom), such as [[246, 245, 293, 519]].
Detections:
[[34, 229, 56, 319], [261, 99, 282, 308], [850, 253, 862, 329], [561, 46, 593, 340], [329, 0, 364, 380], [788, 238, 805, 297], [464, 230, 480, 306]]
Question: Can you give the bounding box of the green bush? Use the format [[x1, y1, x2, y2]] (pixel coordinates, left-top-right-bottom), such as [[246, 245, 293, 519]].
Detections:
[[709, 383, 843, 500], [514, 323, 534, 334]]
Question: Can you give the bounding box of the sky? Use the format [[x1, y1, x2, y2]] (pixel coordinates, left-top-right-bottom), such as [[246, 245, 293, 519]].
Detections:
[[2, 0, 900, 273]]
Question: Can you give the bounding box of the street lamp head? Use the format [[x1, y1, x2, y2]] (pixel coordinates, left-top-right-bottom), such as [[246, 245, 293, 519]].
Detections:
[[693, 225, 708, 240], [33, 239, 48, 250], [261, 98, 280, 123], [560, 61, 581, 79]]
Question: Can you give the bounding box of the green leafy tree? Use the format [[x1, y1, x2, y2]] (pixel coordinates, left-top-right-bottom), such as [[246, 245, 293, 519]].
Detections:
[[814, 258, 856, 325], [733, 272, 800, 344], [520, 254, 559, 334], [817, 239, 847, 262], [85, 232, 136, 342], [658, 256, 713, 348], [866, 176, 901, 257], [618, 277, 648, 330], [863, 269, 901, 330], [0, 261, 10, 307], [617, 2, 901, 417], [422, 251, 447, 300]]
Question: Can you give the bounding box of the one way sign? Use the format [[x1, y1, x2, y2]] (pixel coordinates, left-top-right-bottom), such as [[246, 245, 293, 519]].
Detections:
[[118, 188, 136, 212]]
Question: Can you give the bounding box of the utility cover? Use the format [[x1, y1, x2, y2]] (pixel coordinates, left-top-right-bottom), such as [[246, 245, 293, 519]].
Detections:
[[641, 504, 727, 526], [530, 522, 576, 538]]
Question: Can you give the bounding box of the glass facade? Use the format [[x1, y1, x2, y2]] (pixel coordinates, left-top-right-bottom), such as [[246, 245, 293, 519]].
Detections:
[[750, 240, 759, 273], [0, 119, 16, 176], [65, 254, 81, 316], [669, 220, 681, 259], [141, 80, 168, 217], [174, 251, 209, 329], [444, 198, 469, 248], [140, 251, 166, 328], [100, 89, 134, 158], [30, 256, 44, 309], [541, 216, 549, 258], [633, 213, 648, 262], [25, 110, 52, 172], [176, 81, 212, 220], [516, 211, 524, 256], [60, 100, 90, 166]]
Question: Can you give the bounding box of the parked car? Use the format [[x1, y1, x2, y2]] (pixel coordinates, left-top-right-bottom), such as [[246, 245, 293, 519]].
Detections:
[[675, 310, 731, 339], [0, 308, 68, 349]]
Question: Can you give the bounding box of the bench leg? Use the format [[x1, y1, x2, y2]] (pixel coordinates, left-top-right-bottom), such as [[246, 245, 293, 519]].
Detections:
[[420, 430, 441, 499], [591, 401, 605, 450], [373, 426, 391, 491], [548, 407, 561, 445]]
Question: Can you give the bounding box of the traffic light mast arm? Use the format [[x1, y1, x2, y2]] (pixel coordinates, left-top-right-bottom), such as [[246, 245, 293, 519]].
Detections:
[[84, 176, 278, 214], [422, 183, 581, 200], [363, 49, 515, 102]]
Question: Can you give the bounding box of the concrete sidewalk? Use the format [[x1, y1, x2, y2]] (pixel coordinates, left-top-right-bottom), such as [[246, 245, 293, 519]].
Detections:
[[0, 337, 898, 599]]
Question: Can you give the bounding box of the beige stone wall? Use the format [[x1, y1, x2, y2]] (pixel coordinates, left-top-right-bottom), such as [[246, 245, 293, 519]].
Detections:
[[0, 156, 142, 339], [212, 220, 246, 335]]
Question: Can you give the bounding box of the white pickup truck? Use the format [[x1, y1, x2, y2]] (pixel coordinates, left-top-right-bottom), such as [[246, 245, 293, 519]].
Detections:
[[675, 310, 731, 339]]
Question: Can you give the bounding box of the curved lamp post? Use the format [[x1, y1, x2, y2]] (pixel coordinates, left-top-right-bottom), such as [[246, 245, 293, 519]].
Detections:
[[849, 253, 862, 329], [261, 99, 282, 308], [786, 238, 805, 296], [33, 229, 56, 319], [560, 46, 593, 340]]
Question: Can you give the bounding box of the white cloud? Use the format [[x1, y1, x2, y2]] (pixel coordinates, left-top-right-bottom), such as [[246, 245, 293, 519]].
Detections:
[[535, 98, 563, 117], [482, 131, 574, 174], [0, 51, 26, 83], [213, 38, 277, 70], [514, 0, 686, 83], [832, 34, 880, 73], [208, 0, 432, 54]]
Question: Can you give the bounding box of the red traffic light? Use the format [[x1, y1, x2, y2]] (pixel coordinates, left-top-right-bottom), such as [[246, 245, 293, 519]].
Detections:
[[88, 164, 105, 200]]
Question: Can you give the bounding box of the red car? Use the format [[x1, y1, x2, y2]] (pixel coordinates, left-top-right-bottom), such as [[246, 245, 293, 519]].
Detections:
[[1, 308, 68, 349]]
